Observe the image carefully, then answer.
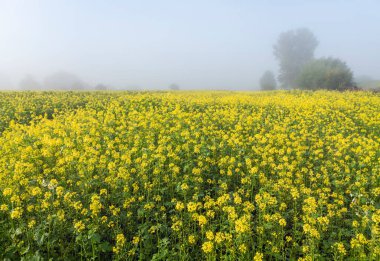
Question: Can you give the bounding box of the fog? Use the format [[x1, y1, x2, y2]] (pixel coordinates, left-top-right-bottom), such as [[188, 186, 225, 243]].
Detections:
[[1, 0, 379, 90]]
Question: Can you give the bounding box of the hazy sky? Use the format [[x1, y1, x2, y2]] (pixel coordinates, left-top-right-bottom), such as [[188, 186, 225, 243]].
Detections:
[[1, 0, 379, 89]]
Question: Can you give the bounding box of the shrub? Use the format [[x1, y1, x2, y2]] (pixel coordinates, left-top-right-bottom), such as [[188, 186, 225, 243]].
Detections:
[[296, 57, 355, 90]]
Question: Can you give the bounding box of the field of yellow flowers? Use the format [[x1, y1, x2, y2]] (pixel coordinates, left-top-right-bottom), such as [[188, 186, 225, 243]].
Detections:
[[0, 90, 379, 260]]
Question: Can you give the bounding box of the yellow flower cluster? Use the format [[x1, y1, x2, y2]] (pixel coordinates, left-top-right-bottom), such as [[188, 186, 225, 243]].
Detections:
[[0, 90, 379, 260], [113, 233, 126, 254]]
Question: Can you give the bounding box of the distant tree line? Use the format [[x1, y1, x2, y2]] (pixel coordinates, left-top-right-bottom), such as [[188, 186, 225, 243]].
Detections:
[[261, 28, 357, 91], [259, 71, 276, 90], [169, 83, 180, 91], [17, 72, 182, 91], [18, 72, 111, 91]]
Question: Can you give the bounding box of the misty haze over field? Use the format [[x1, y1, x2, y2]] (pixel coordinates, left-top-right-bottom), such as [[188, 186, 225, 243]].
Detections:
[[0, 0, 379, 90]]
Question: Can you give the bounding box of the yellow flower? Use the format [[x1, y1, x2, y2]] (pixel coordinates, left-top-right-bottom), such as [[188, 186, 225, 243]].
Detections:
[[290, 188, 299, 199], [206, 230, 214, 241], [132, 236, 140, 245], [0, 204, 8, 211], [280, 203, 287, 211], [90, 194, 102, 216], [31, 187, 42, 196], [116, 233, 125, 244], [372, 210, 380, 223], [10, 207, 23, 219], [350, 233, 367, 249], [175, 201, 185, 211], [187, 202, 197, 212], [48, 179, 58, 189], [188, 235, 196, 244], [198, 215, 207, 227], [57, 209, 65, 221], [202, 241, 213, 253], [0, 90, 378, 259], [239, 243, 247, 253], [101, 216, 108, 223], [171, 220, 183, 232], [74, 220, 85, 233], [253, 252, 263, 261], [333, 242, 346, 256], [3, 188, 12, 196], [181, 183, 189, 190], [234, 194, 242, 205], [215, 232, 224, 244], [192, 168, 201, 175], [235, 215, 250, 234], [56, 186, 64, 197], [28, 219, 36, 228]]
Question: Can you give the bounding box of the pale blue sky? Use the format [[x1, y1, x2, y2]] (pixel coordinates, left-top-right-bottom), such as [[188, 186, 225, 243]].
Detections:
[[0, 0, 379, 89]]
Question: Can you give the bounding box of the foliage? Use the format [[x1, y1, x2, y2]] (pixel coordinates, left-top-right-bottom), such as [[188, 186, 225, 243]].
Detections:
[[44, 72, 87, 90], [260, 71, 277, 90], [296, 57, 355, 90], [19, 75, 41, 90], [0, 91, 379, 260], [169, 84, 180, 91], [274, 28, 319, 88], [94, 84, 109, 91]]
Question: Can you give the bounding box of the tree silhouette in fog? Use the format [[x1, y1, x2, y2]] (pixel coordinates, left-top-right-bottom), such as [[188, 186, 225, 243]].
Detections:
[[169, 83, 180, 90], [296, 57, 355, 91], [260, 71, 277, 90], [19, 75, 41, 90], [274, 28, 318, 89], [94, 84, 108, 90], [44, 72, 87, 90]]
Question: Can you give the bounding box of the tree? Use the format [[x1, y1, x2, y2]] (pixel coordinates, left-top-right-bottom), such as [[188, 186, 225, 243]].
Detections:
[[94, 84, 108, 90], [296, 57, 355, 90], [169, 83, 180, 90], [44, 72, 87, 90], [274, 28, 318, 88], [260, 71, 277, 90], [19, 75, 41, 90]]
